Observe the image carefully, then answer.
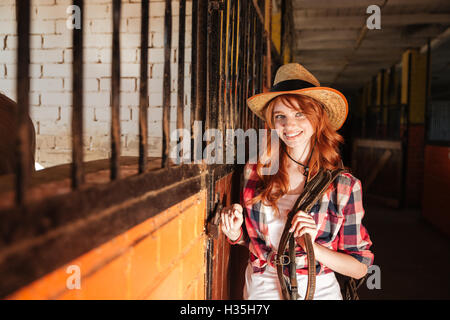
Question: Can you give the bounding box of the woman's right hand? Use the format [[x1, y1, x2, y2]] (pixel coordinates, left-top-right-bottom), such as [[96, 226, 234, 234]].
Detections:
[[220, 204, 244, 242]]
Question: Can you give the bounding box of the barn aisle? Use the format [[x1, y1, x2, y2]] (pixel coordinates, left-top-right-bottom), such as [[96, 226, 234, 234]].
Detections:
[[358, 202, 450, 299]]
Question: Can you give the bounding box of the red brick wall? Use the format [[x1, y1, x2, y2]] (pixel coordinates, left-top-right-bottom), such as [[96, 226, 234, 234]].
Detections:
[[405, 124, 425, 208], [422, 145, 450, 237]]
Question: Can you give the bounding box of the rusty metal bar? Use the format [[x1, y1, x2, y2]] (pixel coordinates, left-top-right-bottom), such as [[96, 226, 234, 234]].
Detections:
[[251, 8, 257, 129], [162, 0, 172, 168], [15, 0, 31, 205], [249, 6, 256, 129], [190, 0, 198, 163], [265, 0, 272, 88], [176, 0, 186, 164], [138, 0, 149, 174], [111, 0, 121, 180], [195, 0, 208, 154], [206, 1, 220, 133], [218, 0, 228, 160], [72, 0, 85, 189], [228, 0, 236, 131], [252, 0, 264, 25], [242, 0, 251, 130], [224, 0, 232, 132], [233, 0, 240, 130], [256, 17, 263, 128]]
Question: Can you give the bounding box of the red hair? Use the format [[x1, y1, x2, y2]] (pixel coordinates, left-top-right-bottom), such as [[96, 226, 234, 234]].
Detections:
[[246, 94, 344, 216]]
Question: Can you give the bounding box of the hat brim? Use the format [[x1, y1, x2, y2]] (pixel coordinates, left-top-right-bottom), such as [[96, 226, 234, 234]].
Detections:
[[246, 87, 348, 131]]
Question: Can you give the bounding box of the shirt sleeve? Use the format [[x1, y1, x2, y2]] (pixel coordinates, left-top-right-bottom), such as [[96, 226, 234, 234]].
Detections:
[[337, 178, 374, 268], [227, 166, 251, 247]]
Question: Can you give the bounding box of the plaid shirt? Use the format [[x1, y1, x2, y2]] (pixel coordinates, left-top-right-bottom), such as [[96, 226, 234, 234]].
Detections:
[[231, 162, 374, 276]]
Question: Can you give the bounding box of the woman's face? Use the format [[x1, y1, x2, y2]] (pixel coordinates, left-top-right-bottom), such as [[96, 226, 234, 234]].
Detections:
[[272, 98, 314, 150]]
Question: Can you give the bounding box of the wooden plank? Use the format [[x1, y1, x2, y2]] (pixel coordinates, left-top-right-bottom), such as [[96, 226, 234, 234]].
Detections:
[[294, 14, 450, 29], [293, 0, 384, 9], [355, 138, 402, 150], [0, 163, 241, 299], [296, 30, 359, 41], [0, 169, 205, 298]]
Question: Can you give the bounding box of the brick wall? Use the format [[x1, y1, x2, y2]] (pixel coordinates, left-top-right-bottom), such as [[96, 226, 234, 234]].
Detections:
[[404, 124, 425, 208], [422, 145, 450, 237], [0, 0, 192, 168]]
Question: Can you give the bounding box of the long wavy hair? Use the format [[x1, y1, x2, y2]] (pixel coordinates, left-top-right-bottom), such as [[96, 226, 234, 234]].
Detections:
[[246, 94, 344, 216]]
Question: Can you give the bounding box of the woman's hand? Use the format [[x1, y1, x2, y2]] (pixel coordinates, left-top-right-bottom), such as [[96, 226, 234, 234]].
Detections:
[[289, 210, 318, 250], [220, 204, 244, 242]]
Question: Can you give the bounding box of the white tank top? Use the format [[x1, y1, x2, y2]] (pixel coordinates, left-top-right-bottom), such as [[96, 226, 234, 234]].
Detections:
[[265, 193, 300, 250]]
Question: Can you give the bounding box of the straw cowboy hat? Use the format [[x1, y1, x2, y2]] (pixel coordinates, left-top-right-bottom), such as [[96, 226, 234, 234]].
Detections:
[[247, 63, 348, 131]]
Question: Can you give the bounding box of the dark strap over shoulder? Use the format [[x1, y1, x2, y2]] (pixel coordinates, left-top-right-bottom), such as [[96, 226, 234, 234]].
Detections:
[[276, 168, 345, 300]]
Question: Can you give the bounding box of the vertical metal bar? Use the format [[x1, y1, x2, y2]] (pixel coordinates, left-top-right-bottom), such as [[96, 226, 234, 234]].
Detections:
[[15, 0, 31, 205], [196, 0, 208, 149], [72, 0, 84, 188], [162, 0, 172, 168], [190, 0, 198, 163], [139, 0, 149, 173], [243, 0, 251, 130], [111, 0, 121, 180], [206, 1, 220, 134], [235, 0, 243, 130], [280, 0, 286, 61], [255, 16, 262, 129], [400, 51, 413, 208], [264, 0, 272, 89], [219, 0, 228, 163], [250, 7, 256, 129], [424, 38, 431, 145], [229, 0, 237, 131], [177, 0, 186, 164], [234, 0, 239, 131]]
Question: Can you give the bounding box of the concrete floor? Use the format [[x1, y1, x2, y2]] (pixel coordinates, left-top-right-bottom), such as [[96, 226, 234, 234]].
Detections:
[[355, 201, 450, 300]]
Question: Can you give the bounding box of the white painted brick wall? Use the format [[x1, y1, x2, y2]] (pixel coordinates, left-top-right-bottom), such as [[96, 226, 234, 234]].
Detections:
[[0, 0, 193, 168]]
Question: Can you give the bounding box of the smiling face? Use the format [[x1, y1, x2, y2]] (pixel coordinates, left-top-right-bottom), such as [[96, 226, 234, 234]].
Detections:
[[272, 97, 315, 150]]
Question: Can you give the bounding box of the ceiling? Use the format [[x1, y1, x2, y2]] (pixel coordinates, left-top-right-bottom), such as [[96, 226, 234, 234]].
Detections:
[[292, 0, 450, 95]]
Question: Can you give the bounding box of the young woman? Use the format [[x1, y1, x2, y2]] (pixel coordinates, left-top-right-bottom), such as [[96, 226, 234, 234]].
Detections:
[[220, 63, 374, 300]]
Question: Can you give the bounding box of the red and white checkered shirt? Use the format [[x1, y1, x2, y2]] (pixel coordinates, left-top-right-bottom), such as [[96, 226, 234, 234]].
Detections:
[[230, 162, 374, 276]]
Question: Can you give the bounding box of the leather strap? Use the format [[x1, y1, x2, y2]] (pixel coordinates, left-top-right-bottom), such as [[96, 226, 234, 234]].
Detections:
[[276, 168, 345, 300]]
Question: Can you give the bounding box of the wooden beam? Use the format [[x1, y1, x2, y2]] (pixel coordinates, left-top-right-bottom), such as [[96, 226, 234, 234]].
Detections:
[[296, 30, 358, 41], [293, 0, 449, 9], [354, 138, 402, 150], [293, 0, 384, 9], [297, 47, 404, 56], [294, 14, 450, 30], [298, 38, 427, 50]]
